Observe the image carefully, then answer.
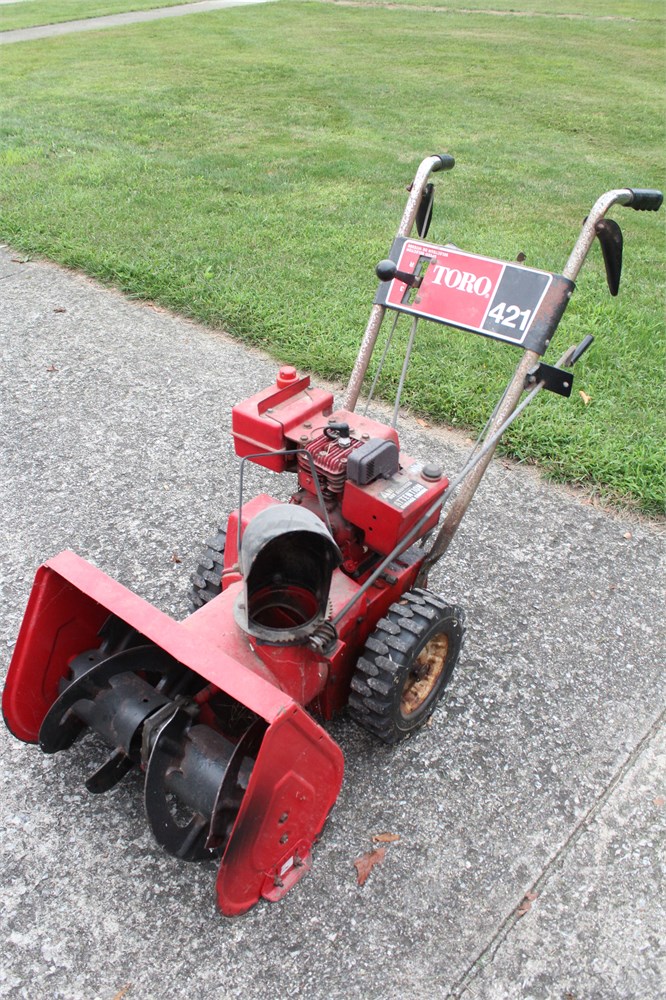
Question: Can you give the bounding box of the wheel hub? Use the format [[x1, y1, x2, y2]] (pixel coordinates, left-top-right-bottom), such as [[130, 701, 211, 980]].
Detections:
[[400, 633, 449, 717]]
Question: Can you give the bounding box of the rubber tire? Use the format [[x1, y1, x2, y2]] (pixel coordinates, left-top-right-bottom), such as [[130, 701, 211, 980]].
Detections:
[[188, 527, 227, 612], [348, 589, 465, 744]]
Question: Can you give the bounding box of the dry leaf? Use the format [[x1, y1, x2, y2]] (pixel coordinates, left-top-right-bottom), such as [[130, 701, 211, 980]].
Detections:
[[354, 846, 386, 886], [415, 418, 430, 428], [516, 890, 537, 917], [53, 307, 67, 313], [171, 551, 182, 564], [516, 251, 527, 263], [112, 986, 131, 1000], [579, 390, 592, 406], [372, 832, 401, 844], [45, 364, 58, 372]]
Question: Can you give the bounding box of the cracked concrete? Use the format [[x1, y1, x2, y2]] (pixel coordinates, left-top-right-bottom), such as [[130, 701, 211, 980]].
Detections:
[[0, 246, 664, 999], [450, 713, 666, 998]]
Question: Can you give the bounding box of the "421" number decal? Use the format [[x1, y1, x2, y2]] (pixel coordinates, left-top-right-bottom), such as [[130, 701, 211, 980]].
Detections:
[[486, 301, 533, 333]]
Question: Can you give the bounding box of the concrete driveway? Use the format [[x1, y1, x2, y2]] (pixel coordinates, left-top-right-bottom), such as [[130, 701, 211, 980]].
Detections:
[[0, 0, 274, 45], [0, 246, 664, 999]]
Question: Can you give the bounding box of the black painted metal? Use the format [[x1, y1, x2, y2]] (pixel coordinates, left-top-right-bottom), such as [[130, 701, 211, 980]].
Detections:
[[39, 645, 179, 755], [85, 749, 134, 794], [525, 361, 574, 398], [37, 621, 259, 861], [594, 218, 623, 296], [144, 712, 258, 861]]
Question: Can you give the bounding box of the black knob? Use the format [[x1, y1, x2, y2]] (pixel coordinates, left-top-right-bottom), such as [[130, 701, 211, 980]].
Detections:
[[375, 259, 420, 287], [376, 259, 397, 281], [422, 463, 443, 482]]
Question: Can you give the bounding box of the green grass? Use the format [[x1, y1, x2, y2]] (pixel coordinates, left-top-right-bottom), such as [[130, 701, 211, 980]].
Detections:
[[0, 2, 664, 512], [0, 0, 202, 33], [321, 0, 664, 19]]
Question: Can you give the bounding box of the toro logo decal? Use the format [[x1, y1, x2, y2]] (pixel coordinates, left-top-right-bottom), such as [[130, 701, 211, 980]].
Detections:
[[428, 265, 493, 298], [384, 239, 554, 347]]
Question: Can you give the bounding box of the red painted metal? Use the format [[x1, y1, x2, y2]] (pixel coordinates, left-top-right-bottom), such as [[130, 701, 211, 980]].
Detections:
[[230, 372, 446, 563], [291, 407, 399, 498], [4, 159, 662, 917], [217, 703, 343, 915], [3, 552, 296, 737], [232, 373, 334, 472], [2, 562, 108, 743], [2, 551, 344, 916], [342, 453, 448, 557]]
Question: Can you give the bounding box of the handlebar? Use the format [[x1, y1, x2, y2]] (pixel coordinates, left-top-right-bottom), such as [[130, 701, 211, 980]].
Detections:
[[627, 188, 663, 212], [344, 162, 662, 414], [343, 154, 455, 411], [563, 187, 663, 283], [396, 155, 455, 239], [432, 154, 456, 173]]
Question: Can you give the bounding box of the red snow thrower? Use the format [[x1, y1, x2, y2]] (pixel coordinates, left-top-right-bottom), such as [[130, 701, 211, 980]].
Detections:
[[3, 156, 661, 915]]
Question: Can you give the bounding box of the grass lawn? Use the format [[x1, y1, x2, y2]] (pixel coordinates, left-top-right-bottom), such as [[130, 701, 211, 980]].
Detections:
[[0, 1, 664, 512], [0, 0, 203, 33], [323, 0, 664, 19]]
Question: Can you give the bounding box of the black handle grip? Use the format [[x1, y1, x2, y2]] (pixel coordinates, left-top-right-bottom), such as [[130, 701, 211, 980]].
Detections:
[[432, 154, 455, 172], [627, 189, 663, 211]]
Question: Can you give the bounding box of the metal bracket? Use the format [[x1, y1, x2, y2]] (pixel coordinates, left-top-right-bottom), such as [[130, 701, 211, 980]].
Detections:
[[525, 362, 574, 397]]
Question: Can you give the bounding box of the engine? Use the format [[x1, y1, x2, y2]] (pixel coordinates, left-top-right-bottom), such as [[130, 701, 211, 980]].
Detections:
[[232, 366, 449, 572]]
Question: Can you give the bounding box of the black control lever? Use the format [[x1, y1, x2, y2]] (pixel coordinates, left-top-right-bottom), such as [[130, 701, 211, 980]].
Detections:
[[568, 334, 595, 366], [375, 259, 421, 287], [594, 218, 623, 296]]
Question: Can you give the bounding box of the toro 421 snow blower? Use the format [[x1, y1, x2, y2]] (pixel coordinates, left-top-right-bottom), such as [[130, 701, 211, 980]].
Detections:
[[3, 156, 662, 915]]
